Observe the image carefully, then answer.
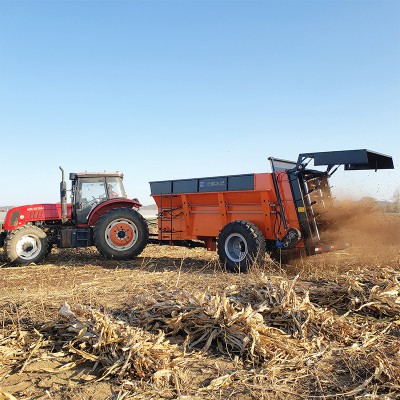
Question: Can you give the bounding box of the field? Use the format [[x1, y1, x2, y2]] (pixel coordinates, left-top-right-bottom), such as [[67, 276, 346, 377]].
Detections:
[[0, 207, 399, 399]]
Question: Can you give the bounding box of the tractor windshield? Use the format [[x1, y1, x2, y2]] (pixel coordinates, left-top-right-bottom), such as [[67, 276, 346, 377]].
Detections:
[[79, 178, 107, 203]]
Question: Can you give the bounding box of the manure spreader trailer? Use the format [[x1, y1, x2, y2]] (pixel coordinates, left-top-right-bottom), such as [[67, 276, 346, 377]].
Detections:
[[150, 149, 394, 272]]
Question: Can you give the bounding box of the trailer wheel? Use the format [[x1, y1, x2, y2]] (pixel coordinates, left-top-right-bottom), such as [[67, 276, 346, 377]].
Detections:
[[4, 225, 49, 265], [217, 220, 266, 273], [94, 208, 149, 260]]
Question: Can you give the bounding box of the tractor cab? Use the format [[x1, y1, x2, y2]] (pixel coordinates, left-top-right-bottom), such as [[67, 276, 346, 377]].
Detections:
[[69, 172, 127, 224]]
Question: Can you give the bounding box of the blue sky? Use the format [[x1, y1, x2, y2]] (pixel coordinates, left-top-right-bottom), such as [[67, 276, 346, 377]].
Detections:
[[0, 0, 399, 206]]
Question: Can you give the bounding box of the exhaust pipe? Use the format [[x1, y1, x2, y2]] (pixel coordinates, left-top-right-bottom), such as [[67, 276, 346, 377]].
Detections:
[[59, 166, 68, 224]]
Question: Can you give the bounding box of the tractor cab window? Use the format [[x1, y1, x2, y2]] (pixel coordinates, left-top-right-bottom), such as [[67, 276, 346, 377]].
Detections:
[[105, 177, 126, 199], [74, 178, 108, 224], [79, 178, 107, 204]]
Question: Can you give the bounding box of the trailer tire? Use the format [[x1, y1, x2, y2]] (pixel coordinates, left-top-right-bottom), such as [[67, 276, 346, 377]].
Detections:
[[217, 220, 266, 273], [94, 208, 149, 260], [4, 225, 49, 265]]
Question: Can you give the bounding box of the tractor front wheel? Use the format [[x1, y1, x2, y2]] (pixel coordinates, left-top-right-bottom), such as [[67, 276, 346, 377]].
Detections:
[[94, 208, 149, 260], [217, 220, 266, 273], [5, 225, 49, 265]]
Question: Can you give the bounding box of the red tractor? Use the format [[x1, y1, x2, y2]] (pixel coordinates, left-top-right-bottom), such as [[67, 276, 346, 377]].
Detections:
[[0, 168, 149, 265]]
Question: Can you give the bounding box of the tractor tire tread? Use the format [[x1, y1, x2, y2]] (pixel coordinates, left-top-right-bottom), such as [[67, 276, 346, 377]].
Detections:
[[4, 225, 49, 265], [94, 208, 149, 260]]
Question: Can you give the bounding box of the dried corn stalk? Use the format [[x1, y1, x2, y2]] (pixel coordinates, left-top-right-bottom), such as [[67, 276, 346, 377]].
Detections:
[[52, 302, 183, 382], [308, 267, 400, 317], [0, 329, 49, 377], [130, 285, 312, 364]]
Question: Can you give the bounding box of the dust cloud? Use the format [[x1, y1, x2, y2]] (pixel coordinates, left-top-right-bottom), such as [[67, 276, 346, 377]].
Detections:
[[319, 199, 399, 253]]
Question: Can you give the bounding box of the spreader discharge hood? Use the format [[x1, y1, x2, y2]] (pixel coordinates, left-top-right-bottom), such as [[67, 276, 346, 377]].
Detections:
[[296, 149, 394, 172]]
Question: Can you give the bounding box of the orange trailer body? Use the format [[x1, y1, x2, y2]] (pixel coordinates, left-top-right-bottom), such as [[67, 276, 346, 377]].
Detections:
[[152, 172, 301, 250]]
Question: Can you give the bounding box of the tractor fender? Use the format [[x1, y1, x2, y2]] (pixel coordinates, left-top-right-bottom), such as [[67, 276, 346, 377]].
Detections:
[[86, 199, 142, 227]]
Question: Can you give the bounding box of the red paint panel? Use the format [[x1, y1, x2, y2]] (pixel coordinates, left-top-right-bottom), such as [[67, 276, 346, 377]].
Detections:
[[3, 203, 72, 230]]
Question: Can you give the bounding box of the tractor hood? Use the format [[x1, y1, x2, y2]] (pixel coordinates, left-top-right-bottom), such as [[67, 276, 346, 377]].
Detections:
[[2, 203, 72, 230]]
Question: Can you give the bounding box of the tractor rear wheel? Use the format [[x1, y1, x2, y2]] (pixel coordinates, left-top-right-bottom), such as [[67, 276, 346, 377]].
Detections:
[[94, 208, 149, 260], [5, 225, 49, 265], [217, 220, 266, 273]]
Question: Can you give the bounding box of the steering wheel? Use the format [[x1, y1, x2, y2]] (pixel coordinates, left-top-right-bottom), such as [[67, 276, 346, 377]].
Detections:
[[85, 196, 100, 206]]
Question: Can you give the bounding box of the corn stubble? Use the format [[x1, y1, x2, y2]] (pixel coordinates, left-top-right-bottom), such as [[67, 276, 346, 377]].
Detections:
[[1, 267, 398, 399]]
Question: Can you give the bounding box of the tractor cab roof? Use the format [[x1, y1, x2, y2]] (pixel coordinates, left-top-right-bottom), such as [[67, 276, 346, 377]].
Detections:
[[69, 172, 124, 180]]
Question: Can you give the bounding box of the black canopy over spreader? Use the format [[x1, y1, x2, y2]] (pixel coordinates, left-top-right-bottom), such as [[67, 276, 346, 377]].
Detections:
[[296, 149, 394, 172]]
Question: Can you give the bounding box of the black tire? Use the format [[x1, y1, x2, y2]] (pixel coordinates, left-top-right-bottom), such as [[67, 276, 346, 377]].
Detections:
[[217, 220, 266, 273], [4, 225, 49, 265], [94, 208, 149, 260]]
